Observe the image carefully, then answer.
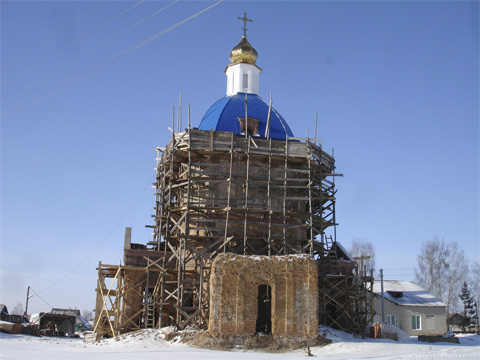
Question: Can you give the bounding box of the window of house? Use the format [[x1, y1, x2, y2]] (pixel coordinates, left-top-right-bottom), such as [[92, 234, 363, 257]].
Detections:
[[412, 315, 421, 330], [387, 314, 396, 326]]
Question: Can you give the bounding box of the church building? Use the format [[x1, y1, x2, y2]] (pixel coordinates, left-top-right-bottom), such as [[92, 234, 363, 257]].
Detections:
[[92, 14, 373, 342]]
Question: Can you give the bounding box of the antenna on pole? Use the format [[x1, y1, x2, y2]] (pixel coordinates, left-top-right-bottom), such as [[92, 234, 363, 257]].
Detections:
[[314, 111, 318, 145]]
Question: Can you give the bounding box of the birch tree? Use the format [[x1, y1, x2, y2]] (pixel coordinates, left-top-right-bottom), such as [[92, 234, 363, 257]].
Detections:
[[11, 302, 24, 315], [415, 236, 469, 314], [82, 309, 93, 321], [470, 262, 480, 307]]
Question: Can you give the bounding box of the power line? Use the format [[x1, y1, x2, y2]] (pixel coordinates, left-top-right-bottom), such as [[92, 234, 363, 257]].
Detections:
[[4, 0, 176, 105], [29, 287, 54, 309], [3, 0, 146, 88], [37, 172, 154, 295], [131, 171, 153, 226], [1, 0, 109, 73], [383, 275, 415, 277], [2, 0, 224, 122]]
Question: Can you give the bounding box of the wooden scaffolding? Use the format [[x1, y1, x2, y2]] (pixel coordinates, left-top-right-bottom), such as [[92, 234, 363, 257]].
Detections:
[[148, 128, 337, 329], [93, 127, 374, 337], [319, 258, 374, 335]]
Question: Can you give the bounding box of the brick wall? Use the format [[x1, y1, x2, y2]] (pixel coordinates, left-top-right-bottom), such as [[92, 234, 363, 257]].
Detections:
[[208, 253, 318, 337]]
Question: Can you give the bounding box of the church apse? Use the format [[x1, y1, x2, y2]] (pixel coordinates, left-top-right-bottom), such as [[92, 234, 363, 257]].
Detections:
[[208, 254, 318, 338]]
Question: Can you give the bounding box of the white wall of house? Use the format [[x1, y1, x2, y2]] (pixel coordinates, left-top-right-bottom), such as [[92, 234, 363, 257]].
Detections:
[[373, 295, 447, 336]]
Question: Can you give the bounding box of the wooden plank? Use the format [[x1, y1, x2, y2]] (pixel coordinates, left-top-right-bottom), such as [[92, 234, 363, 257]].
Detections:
[[83, 332, 100, 343]]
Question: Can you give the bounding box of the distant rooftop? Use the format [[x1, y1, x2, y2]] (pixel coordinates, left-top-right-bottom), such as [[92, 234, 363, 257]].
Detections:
[[373, 280, 446, 307]]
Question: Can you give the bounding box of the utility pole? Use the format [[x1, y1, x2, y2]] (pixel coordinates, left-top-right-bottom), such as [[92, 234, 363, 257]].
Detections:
[[24, 286, 31, 321], [380, 269, 385, 323]]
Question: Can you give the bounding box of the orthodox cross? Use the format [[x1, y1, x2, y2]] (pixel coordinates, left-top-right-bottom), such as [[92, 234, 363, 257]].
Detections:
[[238, 12, 252, 37]]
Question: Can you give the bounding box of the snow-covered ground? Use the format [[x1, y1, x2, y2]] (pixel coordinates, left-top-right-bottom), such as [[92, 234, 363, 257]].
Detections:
[[0, 327, 478, 360]]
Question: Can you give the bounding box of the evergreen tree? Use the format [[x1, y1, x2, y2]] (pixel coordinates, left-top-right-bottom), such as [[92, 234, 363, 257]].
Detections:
[[459, 281, 475, 331]]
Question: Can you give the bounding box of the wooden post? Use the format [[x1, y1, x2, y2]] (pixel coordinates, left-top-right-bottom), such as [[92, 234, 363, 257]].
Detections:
[[267, 138, 272, 256], [172, 106, 175, 136], [308, 155, 314, 256], [282, 135, 288, 254], [177, 91, 182, 133], [244, 92, 248, 138], [243, 137, 251, 254], [224, 133, 234, 252], [266, 91, 272, 139]]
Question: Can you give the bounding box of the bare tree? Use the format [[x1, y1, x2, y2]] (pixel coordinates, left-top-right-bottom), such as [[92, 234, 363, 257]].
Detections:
[[349, 238, 376, 275], [470, 262, 480, 307], [11, 302, 24, 315], [446, 242, 470, 313], [415, 237, 448, 302], [415, 236, 469, 314], [82, 309, 93, 321]]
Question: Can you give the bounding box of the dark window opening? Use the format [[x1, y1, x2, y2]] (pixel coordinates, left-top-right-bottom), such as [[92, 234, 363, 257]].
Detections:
[[238, 116, 260, 136], [387, 291, 403, 298], [182, 290, 194, 309], [256, 284, 272, 334]]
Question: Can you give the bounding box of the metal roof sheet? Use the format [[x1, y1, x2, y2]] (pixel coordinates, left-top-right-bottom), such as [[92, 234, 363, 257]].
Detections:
[[198, 93, 294, 140], [373, 280, 447, 307]]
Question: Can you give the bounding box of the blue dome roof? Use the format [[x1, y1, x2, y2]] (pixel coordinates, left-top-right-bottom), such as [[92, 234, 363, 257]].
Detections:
[[198, 93, 294, 140]]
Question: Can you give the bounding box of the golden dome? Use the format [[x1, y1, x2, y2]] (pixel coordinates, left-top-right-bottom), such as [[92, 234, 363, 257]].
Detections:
[[229, 36, 258, 64]]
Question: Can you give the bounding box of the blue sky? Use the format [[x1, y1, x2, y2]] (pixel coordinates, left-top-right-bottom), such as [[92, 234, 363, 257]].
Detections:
[[1, 0, 478, 314]]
